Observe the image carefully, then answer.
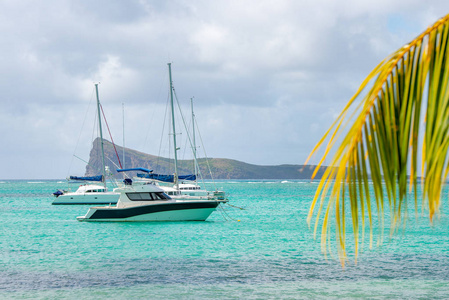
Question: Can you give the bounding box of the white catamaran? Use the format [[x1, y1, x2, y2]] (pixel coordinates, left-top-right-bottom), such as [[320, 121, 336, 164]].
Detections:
[[52, 84, 120, 205]]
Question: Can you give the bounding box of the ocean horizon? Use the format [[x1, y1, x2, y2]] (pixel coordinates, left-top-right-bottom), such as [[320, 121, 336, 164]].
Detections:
[[1, 179, 449, 299]]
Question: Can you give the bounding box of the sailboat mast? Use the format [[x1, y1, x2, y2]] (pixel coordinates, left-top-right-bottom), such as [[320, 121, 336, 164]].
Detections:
[[191, 97, 198, 182], [122, 103, 125, 170], [95, 83, 107, 189], [168, 63, 179, 188]]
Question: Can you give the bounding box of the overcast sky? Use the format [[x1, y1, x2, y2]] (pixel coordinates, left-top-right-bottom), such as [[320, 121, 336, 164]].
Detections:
[[1, 0, 448, 179]]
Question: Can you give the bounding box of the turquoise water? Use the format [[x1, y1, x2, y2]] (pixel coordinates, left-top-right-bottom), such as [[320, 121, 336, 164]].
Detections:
[[1, 180, 449, 299]]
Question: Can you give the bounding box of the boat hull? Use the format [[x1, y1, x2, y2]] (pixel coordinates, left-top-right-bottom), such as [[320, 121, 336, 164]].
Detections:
[[77, 201, 222, 222], [52, 193, 120, 205]]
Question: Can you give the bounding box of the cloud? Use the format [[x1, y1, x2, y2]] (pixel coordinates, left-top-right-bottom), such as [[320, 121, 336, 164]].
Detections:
[[1, 0, 449, 178]]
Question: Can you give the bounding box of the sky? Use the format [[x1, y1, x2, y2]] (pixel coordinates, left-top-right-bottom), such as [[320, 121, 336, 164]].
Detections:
[[1, 0, 449, 179]]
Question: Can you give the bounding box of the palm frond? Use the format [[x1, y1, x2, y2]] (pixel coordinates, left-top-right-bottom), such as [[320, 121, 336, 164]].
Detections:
[[306, 14, 449, 266]]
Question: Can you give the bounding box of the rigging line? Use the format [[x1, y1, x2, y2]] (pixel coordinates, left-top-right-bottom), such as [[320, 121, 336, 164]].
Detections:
[[171, 88, 211, 189], [156, 92, 171, 174], [141, 100, 159, 158], [170, 94, 192, 165], [92, 95, 101, 175], [68, 86, 96, 178], [226, 203, 245, 210], [73, 155, 92, 167], [104, 157, 122, 187], [106, 156, 121, 170], [218, 204, 240, 222], [194, 116, 218, 191], [180, 118, 192, 164], [99, 103, 122, 169], [217, 204, 230, 221], [155, 71, 172, 173], [142, 65, 167, 155], [172, 88, 206, 186], [171, 87, 190, 174], [191, 116, 206, 185], [106, 155, 131, 181]]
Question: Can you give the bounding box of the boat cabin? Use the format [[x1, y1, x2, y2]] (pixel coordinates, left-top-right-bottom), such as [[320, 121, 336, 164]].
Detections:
[[76, 184, 107, 194]]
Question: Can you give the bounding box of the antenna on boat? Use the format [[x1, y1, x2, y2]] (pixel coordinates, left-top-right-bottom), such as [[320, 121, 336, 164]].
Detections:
[[168, 63, 179, 189], [95, 83, 107, 189]]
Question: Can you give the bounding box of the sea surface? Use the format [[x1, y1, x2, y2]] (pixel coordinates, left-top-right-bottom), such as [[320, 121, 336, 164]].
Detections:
[[1, 180, 449, 299]]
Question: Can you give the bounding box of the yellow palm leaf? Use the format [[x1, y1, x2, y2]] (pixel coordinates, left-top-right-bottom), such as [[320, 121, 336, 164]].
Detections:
[[306, 13, 449, 266]]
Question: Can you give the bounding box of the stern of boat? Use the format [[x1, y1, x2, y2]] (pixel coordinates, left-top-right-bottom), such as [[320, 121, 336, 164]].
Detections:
[[212, 190, 227, 201]]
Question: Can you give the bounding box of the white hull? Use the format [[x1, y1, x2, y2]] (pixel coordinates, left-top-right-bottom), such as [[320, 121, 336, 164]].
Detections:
[[77, 207, 217, 222], [52, 192, 119, 205]]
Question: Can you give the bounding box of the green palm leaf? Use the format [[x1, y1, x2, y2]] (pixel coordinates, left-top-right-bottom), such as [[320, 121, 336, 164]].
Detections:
[[306, 14, 449, 266]]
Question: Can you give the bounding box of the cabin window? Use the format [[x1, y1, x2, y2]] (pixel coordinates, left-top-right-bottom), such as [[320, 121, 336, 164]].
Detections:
[[154, 192, 170, 200], [126, 192, 170, 201], [86, 189, 104, 193], [127, 193, 142, 200], [141, 193, 154, 200], [180, 186, 199, 191]]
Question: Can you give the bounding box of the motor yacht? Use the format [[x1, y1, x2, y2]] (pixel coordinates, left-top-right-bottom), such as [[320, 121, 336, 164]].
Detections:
[[76, 182, 226, 222]]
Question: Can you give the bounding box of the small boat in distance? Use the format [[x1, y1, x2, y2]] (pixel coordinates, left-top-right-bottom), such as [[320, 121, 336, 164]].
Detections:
[[76, 182, 226, 222]]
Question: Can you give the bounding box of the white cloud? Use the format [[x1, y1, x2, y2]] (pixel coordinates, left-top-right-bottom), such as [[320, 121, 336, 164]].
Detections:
[[1, 0, 449, 178]]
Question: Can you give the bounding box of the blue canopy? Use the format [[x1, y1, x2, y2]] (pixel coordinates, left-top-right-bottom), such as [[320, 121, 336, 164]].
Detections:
[[136, 173, 196, 183], [116, 168, 153, 173], [69, 175, 104, 182], [53, 190, 64, 197]]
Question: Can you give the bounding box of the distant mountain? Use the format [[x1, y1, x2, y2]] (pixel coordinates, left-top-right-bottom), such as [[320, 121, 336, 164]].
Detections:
[[85, 138, 328, 180]]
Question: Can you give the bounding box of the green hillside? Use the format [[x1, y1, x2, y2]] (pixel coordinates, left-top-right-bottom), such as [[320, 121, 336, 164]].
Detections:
[[86, 138, 327, 180]]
